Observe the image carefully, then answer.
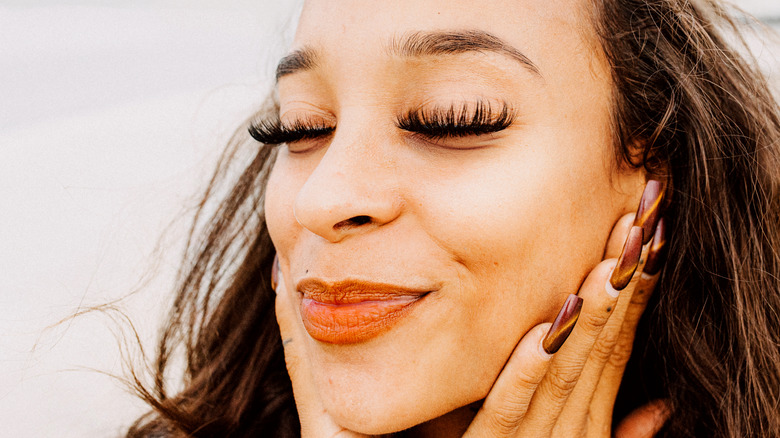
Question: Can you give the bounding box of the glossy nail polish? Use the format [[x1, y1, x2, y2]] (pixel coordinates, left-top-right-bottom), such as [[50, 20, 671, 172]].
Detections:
[[609, 225, 644, 293], [642, 218, 667, 276], [542, 294, 584, 355], [271, 255, 280, 292], [634, 180, 665, 244]]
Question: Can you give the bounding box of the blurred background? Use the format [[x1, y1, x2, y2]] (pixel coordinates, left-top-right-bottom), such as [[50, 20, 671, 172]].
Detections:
[[1, 1, 778, 437]]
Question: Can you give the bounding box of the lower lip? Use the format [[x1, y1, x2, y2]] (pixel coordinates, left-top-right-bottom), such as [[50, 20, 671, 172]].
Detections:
[[300, 296, 423, 344]]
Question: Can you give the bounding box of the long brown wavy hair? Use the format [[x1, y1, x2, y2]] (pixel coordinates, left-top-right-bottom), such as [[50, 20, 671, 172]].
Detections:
[[126, 0, 780, 436]]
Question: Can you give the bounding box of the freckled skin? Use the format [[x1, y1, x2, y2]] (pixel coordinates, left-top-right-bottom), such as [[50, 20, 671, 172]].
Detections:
[[265, 0, 646, 434]]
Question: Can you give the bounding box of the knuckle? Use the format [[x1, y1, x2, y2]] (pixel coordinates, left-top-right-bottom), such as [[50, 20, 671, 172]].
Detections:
[[544, 367, 581, 400], [511, 364, 545, 389], [624, 300, 650, 322], [485, 408, 521, 435], [629, 287, 653, 306], [578, 307, 612, 335], [589, 338, 616, 364], [607, 341, 634, 368]]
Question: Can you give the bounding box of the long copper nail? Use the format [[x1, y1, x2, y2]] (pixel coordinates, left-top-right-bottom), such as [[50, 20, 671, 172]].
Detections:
[[634, 180, 665, 244], [643, 218, 667, 276], [271, 255, 280, 292], [609, 226, 644, 291], [542, 294, 584, 355]]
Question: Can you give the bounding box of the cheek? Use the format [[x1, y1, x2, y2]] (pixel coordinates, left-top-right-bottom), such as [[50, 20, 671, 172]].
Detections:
[[265, 152, 306, 258], [408, 133, 616, 299], [357, 140, 607, 388]]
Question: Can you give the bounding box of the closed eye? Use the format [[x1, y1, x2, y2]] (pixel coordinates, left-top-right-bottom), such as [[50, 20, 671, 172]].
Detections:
[[248, 117, 334, 145], [396, 100, 515, 139]]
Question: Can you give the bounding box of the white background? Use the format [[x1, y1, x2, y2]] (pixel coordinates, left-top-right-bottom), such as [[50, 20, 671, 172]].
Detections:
[[1, 2, 778, 437]]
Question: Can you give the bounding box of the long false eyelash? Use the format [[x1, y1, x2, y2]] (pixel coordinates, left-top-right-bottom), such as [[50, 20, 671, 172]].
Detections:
[[248, 117, 334, 145], [397, 101, 515, 139]]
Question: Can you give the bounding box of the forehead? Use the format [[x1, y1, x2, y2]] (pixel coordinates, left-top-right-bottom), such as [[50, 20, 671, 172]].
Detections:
[[294, 0, 600, 71]]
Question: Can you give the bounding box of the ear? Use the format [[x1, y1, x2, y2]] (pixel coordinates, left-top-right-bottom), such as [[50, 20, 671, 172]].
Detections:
[[613, 139, 668, 217]]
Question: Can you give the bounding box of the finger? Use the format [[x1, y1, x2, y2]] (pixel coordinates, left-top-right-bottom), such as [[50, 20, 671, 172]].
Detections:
[[516, 264, 616, 435], [605, 179, 665, 260], [273, 259, 322, 421], [518, 223, 643, 435], [614, 399, 670, 438], [553, 182, 664, 435], [557, 215, 655, 427], [593, 205, 666, 390], [559, 247, 658, 437], [275, 260, 370, 438], [463, 323, 554, 438], [588, 219, 666, 423], [605, 213, 637, 259]]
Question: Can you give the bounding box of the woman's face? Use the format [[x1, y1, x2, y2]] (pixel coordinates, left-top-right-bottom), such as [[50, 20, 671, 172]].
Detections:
[[265, 0, 644, 434]]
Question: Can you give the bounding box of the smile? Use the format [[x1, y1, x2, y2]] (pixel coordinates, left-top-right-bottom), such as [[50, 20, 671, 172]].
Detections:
[[297, 278, 431, 344]]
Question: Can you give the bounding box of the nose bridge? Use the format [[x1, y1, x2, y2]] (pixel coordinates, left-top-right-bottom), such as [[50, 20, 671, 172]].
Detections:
[[293, 123, 402, 242]]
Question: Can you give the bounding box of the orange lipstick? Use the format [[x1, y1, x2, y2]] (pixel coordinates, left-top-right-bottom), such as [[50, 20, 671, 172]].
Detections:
[[297, 278, 430, 344]]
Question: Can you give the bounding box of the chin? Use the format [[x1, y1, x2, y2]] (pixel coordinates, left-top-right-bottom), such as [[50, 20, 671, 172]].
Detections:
[[316, 375, 433, 434], [315, 363, 485, 435], [327, 405, 421, 435]]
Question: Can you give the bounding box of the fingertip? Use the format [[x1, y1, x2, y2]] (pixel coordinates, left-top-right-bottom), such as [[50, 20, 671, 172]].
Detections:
[[271, 254, 280, 293], [535, 322, 554, 361], [605, 273, 620, 298], [538, 340, 553, 361], [605, 213, 638, 259], [578, 259, 619, 302], [541, 294, 583, 355]]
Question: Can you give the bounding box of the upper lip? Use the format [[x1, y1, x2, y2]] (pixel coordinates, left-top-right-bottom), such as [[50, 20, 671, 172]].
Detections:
[[296, 278, 433, 304]]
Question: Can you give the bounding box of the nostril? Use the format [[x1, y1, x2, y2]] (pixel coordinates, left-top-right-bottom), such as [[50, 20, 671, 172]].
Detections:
[[350, 215, 371, 225], [334, 215, 372, 230]]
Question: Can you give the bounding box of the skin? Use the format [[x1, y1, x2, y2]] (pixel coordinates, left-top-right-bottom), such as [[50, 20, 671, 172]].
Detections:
[[264, 0, 661, 435]]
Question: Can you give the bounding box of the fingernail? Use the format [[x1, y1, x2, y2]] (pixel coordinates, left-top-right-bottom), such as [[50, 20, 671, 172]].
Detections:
[[609, 225, 644, 292], [642, 217, 667, 276], [542, 294, 584, 355], [271, 254, 280, 292], [634, 180, 665, 244]]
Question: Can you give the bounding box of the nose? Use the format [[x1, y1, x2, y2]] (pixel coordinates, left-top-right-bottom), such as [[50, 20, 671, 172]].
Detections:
[[292, 133, 403, 243]]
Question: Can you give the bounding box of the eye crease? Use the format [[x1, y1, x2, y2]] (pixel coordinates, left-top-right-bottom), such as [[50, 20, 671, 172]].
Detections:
[[248, 100, 516, 147]]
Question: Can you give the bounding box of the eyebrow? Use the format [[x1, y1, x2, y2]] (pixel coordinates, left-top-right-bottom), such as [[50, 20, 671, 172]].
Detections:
[[389, 30, 540, 76], [276, 47, 318, 80], [275, 29, 541, 80]]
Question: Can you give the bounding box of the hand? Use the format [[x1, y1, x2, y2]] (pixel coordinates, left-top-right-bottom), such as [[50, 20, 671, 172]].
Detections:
[[463, 212, 669, 437], [275, 210, 669, 437]]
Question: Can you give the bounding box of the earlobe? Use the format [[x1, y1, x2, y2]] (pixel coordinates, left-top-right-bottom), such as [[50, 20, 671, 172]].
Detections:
[[621, 136, 671, 217], [610, 164, 647, 219], [612, 138, 669, 222]]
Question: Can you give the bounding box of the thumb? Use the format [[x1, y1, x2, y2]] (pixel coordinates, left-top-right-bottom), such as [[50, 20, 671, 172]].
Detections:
[[274, 257, 370, 438], [614, 399, 670, 438], [273, 257, 321, 418]]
